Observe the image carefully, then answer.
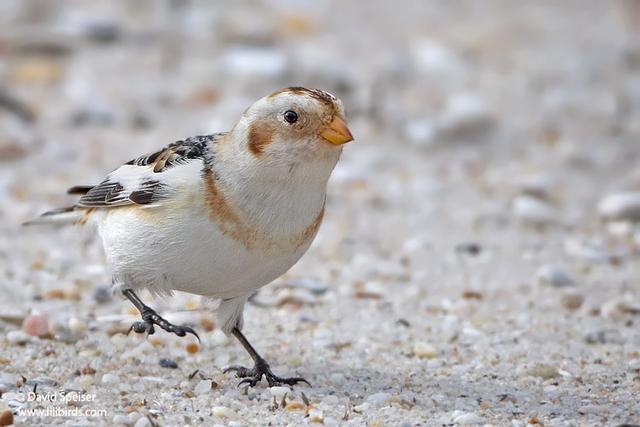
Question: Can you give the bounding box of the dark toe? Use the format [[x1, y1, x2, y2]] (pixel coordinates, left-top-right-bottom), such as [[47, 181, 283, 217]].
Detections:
[[281, 377, 310, 387]]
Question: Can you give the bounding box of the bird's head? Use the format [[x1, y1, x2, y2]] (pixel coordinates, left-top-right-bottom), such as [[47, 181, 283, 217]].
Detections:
[[231, 87, 353, 172]]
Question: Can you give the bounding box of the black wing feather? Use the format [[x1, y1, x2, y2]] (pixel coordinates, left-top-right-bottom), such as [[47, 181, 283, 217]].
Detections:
[[125, 134, 220, 172], [74, 133, 222, 209]]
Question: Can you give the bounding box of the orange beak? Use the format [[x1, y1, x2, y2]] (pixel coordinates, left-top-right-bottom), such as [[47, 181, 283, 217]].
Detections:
[[320, 116, 354, 145]]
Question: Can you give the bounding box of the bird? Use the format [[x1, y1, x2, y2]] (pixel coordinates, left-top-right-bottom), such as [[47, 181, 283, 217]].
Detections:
[[28, 87, 353, 387]]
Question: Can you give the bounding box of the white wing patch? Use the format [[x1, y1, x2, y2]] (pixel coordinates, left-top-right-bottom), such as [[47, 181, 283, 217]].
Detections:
[[74, 134, 223, 209], [77, 165, 165, 207]]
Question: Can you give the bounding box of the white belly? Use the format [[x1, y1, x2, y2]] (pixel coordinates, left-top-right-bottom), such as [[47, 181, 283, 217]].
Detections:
[[95, 204, 314, 299]]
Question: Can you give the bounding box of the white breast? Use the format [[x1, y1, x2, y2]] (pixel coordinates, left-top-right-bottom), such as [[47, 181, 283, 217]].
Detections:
[[94, 162, 323, 299]]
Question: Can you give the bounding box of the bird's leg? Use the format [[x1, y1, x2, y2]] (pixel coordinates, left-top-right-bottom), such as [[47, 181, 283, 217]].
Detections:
[[122, 289, 200, 342], [224, 327, 309, 387]]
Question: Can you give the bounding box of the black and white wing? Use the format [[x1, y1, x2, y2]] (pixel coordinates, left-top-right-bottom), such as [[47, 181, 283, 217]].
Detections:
[[75, 133, 223, 209]]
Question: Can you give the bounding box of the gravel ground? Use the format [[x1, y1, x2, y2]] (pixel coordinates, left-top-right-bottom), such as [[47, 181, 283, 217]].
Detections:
[[1, 1, 640, 426]]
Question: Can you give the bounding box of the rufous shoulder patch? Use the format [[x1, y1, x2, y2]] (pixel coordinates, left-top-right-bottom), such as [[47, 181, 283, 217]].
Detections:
[[202, 169, 259, 248], [293, 203, 325, 250]]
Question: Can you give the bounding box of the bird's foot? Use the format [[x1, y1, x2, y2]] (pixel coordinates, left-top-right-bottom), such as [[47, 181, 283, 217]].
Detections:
[[224, 357, 310, 387], [128, 307, 200, 342]]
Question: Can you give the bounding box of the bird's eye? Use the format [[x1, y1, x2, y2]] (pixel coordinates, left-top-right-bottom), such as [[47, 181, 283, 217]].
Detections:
[[283, 110, 298, 124]]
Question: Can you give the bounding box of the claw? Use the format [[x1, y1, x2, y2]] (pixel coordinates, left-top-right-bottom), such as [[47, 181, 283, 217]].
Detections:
[[128, 308, 200, 342], [223, 358, 309, 388]]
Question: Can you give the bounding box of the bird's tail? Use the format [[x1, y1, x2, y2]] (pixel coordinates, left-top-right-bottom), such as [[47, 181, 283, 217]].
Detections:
[[23, 184, 94, 226], [22, 206, 81, 226]]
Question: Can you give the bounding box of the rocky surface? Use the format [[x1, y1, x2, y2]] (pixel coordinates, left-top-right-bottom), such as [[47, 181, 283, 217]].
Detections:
[[1, 1, 640, 426]]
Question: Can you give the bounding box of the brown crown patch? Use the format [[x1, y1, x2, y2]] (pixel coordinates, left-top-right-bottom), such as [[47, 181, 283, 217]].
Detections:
[[268, 87, 336, 111], [247, 121, 274, 156]]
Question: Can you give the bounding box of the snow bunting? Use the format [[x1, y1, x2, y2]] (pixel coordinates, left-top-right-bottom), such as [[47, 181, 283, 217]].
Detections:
[[29, 87, 353, 387]]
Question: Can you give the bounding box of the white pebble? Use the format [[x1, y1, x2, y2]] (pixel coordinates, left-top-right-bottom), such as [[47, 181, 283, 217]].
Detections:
[[101, 373, 119, 384], [212, 406, 236, 419], [194, 379, 212, 395], [413, 342, 438, 358], [513, 195, 556, 224], [269, 386, 289, 399], [451, 410, 486, 424], [366, 392, 391, 405], [68, 317, 87, 335], [598, 192, 640, 221], [134, 416, 151, 427], [210, 330, 228, 346], [7, 330, 30, 344]]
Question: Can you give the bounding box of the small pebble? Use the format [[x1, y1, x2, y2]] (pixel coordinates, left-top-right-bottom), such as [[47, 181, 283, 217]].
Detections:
[[561, 292, 584, 310], [413, 342, 438, 358], [185, 342, 199, 354], [101, 373, 120, 384], [212, 406, 236, 419], [585, 329, 624, 344], [200, 317, 215, 332], [112, 414, 129, 424], [598, 192, 640, 221], [269, 386, 289, 399], [22, 312, 49, 337], [517, 174, 553, 200], [68, 317, 87, 335], [308, 408, 324, 423], [601, 299, 627, 321], [7, 330, 30, 344], [53, 324, 79, 344], [451, 410, 486, 425], [194, 379, 212, 395], [285, 401, 305, 411], [526, 364, 559, 379], [0, 410, 13, 427], [159, 358, 178, 369], [45, 289, 65, 299], [210, 330, 228, 345], [455, 242, 483, 256], [513, 195, 556, 224], [93, 286, 112, 303], [134, 416, 151, 427], [536, 265, 575, 288], [366, 392, 391, 405]]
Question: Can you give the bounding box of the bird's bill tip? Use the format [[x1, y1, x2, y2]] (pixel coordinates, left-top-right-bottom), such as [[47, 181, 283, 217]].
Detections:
[[320, 116, 353, 145]]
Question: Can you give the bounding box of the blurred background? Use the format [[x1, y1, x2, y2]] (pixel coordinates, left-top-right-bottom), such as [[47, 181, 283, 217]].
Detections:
[[2, 1, 640, 425]]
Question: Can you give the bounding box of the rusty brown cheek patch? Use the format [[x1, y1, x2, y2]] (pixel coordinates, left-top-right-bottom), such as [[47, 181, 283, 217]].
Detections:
[[248, 121, 273, 156], [203, 169, 259, 249]]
